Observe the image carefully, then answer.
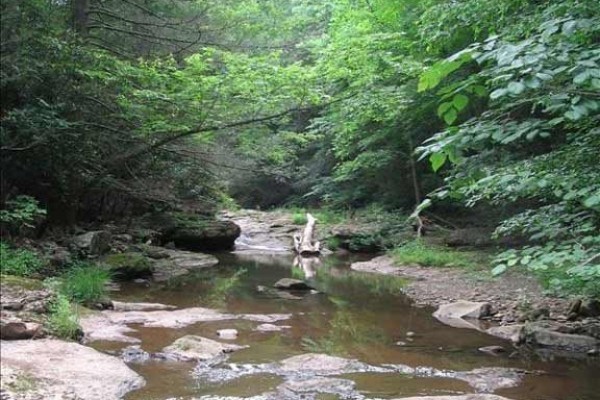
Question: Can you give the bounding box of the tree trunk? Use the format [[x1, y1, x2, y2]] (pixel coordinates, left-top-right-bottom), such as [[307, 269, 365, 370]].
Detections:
[[293, 213, 321, 256], [73, 0, 89, 35]]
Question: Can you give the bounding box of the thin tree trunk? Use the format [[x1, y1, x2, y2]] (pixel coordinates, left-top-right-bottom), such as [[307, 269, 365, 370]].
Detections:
[[408, 137, 421, 205], [73, 0, 89, 35]]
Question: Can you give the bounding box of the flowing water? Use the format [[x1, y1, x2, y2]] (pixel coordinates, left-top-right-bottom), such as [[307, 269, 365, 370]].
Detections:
[[92, 252, 599, 400]]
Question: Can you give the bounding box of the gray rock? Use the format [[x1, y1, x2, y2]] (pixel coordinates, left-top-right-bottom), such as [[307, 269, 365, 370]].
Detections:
[[149, 212, 241, 251], [278, 353, 369, 374], [454, 367, 523, 393], [277, 376, 356, 398], [48, 246, 72, 267], [1, 339, 144, 400], [389, 396, 514, 400], [73, 231, 112, 255], [113, 234, 133, 243], [434, 301, 492, 319], [273, 278, 313, 291], [580, 299, 600, 317], [257, 285, 303, 300], [524, 324, 600, 352], [486, 325, 524, 344], [81, 307, 291, 342], [217, 329, 238, 340], [111, 301, 176, 312], [151, 248, 219, 282], [162, 335, 247, 362], [254, 323, 291, 332], [478, 345, 506, 356], [121, 345, 150, 363], [0, 320, 43, 340]]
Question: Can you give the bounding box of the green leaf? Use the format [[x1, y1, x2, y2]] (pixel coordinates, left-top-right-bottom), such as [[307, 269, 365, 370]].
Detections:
[[490, 88, 507, 99], [507, 81, 525, 95], [443, 108, 458, 125], [492, 264, 507, 276], [437, 102, 453, 118], [429, 152, 447, 172], [452, 94, 469, 111]]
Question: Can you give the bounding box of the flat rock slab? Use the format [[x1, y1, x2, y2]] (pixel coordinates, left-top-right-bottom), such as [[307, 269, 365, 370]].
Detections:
[[486, 325, 524, 344], [111, 301, 176, 312], [163, 335, 247, 362], [278, 353, 369, 373], [390, 396, 515, 400], [273, 278, 313, 291], [80, 314, 141, 343], [81, 307, 291, 342], [151, 249, 219, 282], [254, 323, 292, 332], [433, 301, 492, 320], [524, 324, 599, 352], [0, 339, 144, 400]]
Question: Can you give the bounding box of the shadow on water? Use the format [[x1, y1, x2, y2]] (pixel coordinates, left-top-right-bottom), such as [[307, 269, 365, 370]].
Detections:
[[98, 252, 600, 400]]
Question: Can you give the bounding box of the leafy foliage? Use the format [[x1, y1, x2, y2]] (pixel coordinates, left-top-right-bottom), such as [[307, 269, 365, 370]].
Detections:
[[417, 1, 600, 295], [0, 242, 44, 277], [0, 196, 46, 232], [391, 240, 481, 269], [47, 293, 81, 340]]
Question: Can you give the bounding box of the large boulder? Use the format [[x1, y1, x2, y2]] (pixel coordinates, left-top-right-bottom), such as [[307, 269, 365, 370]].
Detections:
[[1, 339, 144, 399], [150, 212, 241, 251], [73, 231, 112, 255], [329, 224, 382, 253], [102, 252, 153, 279], [147, 247, 219, 282]]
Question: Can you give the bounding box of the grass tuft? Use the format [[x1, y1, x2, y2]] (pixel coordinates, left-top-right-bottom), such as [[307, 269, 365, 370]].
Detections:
[[47, 293, 81, 340], [60, 262, 111, 304], [391, 240, 481, 268]]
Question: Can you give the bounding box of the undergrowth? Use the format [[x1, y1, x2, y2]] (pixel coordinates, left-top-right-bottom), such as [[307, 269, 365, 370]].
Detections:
[[47, 293, 81, 340], [390, 240, 482, 268], [0, 242, 44, 277], [59, 262, 111, 304]]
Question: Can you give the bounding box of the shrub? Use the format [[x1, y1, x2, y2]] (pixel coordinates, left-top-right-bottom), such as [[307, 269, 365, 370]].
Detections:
[[291, 212, 308, 225], [0, 242, 44, 277], [0, 195, 46, 233], [391, 240, 480, 268], [60, 262, 111, 304], [47, 293, 81, 340]]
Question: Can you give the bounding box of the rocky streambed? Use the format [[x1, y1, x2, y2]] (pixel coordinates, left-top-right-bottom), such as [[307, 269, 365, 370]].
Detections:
[[1, 210, 599, 400]]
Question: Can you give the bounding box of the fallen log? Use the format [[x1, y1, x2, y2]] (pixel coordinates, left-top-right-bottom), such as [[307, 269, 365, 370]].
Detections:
[[293, 213, 321, 256]]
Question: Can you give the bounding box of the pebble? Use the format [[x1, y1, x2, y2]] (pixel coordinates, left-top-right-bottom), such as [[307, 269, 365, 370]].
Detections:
[[217, 329, 238, 340], [478, 345, 506, 356], [587, 349, 599, 357], [406, 331, 416, 337]]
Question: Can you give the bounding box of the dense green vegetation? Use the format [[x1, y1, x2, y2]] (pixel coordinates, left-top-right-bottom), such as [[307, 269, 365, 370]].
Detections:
[[1, 0, 598, 296]]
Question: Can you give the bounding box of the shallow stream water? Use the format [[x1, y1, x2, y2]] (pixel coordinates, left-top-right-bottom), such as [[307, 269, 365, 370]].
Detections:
[[92, 252, 599, 400]]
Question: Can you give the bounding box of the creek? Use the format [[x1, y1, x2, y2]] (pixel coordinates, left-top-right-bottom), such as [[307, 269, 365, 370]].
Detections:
[[91, 251, 599, 400]]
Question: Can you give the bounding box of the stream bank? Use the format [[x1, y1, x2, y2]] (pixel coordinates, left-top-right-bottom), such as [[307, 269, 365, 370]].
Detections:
[[1, 209, 599, 400]]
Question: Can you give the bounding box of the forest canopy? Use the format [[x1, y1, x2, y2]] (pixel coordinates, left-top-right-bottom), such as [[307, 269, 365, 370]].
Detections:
[[1, 0, 599, 295]]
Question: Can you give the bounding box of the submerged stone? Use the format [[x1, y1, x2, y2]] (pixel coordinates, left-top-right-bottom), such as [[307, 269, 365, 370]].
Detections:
[[162, 335, 247, 362]]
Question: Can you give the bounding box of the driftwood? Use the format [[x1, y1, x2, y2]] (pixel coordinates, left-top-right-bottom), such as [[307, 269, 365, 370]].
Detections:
[[293, 213, 321, 256], [293, 256, 321, 279]]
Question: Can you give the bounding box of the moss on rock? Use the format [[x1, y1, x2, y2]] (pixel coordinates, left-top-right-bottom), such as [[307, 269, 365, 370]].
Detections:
[[102, 252, 153, 280]]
